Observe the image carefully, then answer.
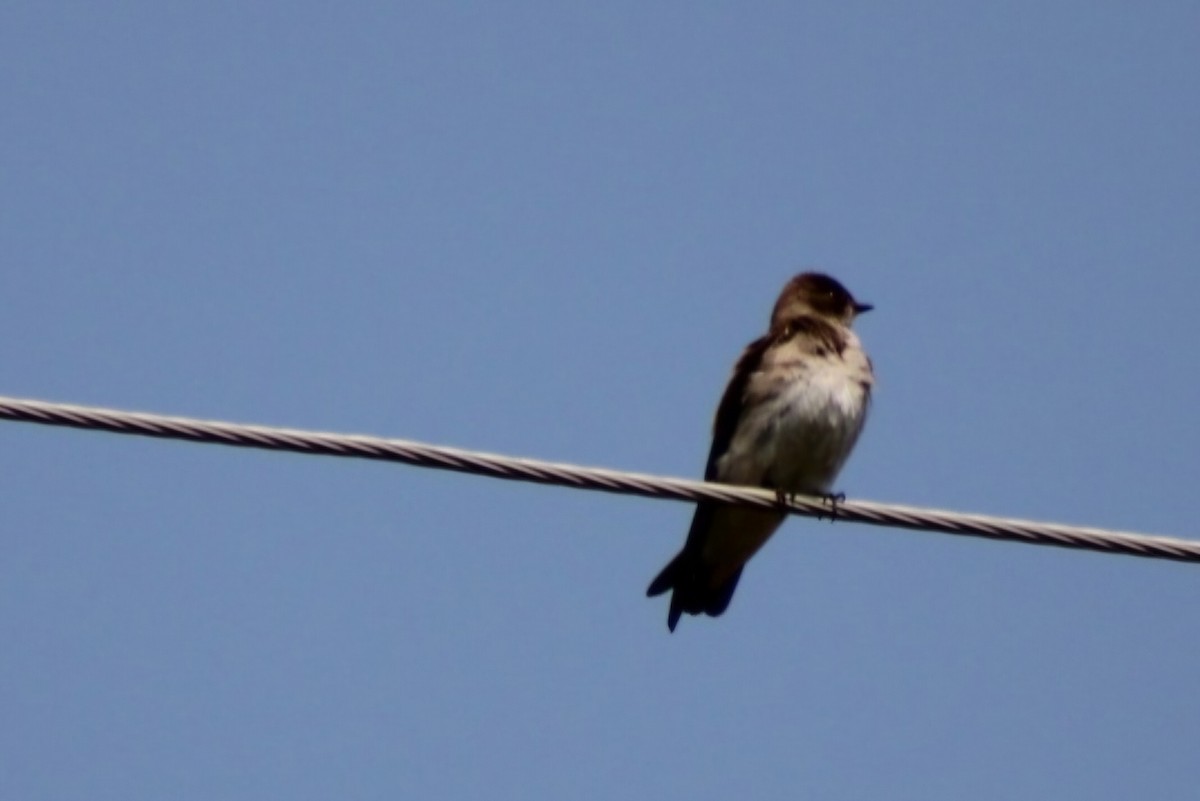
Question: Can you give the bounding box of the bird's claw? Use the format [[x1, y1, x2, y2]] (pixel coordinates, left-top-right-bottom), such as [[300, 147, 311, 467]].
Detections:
[[816, 492, 846, 522], [776, 489, 844, 522]]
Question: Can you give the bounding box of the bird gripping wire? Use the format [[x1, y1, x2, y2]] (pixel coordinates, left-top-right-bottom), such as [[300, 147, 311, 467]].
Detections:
[[0, 394, 1196, 564]]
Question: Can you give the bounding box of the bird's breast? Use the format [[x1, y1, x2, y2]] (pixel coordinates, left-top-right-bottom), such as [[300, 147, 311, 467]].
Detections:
[[718, 358, 871, 493]]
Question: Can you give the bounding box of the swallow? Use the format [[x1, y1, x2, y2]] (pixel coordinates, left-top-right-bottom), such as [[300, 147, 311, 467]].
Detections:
[[647, 272, 874, 631]]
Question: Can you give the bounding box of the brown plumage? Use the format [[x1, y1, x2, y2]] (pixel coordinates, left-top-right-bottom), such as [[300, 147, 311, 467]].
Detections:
[[647, 272, 874, 631]]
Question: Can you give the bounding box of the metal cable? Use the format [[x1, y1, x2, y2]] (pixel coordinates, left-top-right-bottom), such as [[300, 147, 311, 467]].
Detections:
[[1, 394, 1196, 564]]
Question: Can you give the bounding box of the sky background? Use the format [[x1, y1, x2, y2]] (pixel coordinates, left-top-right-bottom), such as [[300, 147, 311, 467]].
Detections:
[[3, 3, 1199, 799]]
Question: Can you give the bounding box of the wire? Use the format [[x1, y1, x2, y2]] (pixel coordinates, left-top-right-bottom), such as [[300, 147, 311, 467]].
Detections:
[[1, 394, 1196, 564]]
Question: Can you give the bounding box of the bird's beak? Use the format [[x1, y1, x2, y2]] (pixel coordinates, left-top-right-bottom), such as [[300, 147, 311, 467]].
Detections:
[[853, 302, 874, 315]]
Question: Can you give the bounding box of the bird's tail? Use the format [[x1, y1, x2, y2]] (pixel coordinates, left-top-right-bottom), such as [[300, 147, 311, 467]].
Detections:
[[647, 552, 742, 633]]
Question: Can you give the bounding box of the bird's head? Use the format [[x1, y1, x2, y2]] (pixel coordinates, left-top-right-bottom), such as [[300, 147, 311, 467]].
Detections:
[[770, 272, 872, 329]]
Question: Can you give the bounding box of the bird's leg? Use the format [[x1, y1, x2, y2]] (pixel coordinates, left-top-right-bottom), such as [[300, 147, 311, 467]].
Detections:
[[816, 491, 846, 522], [774, 485, 842, 521], [765, 477, 793, 510]]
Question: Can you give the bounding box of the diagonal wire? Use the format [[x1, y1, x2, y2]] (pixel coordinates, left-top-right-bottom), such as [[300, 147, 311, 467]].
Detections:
[[1, 394, 1196, 564]]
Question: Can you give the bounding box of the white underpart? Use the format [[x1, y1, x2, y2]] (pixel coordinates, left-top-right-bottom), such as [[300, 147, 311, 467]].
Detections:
[[698, 328, 872, 582], [717, 357, 869, 494]]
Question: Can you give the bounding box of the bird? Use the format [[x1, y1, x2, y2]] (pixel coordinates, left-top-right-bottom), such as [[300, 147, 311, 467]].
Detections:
[[646, 272, 874, 632]]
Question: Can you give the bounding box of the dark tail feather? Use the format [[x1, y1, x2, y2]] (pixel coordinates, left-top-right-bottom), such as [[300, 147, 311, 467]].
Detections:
[[647, 553, 743, 633], [668, 593, 684, 632], [647, 553, 682, 598], [704, 567, 742, 618]]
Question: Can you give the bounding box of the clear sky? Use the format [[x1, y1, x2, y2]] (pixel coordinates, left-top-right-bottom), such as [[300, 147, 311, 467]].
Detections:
[[3, 3, 1199, 799]]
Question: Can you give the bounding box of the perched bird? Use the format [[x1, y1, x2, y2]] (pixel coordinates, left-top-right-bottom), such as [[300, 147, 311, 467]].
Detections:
[[647, 272, 874, 632]]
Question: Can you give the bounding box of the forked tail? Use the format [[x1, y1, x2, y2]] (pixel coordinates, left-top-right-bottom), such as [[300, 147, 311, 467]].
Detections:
[[646, 551, 742, 632]]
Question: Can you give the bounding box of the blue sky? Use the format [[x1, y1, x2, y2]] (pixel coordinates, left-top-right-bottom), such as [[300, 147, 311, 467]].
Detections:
[[3, 3, 1199, 799]]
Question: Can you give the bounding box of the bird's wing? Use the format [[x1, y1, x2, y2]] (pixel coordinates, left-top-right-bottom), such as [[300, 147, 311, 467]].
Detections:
[[702, 333, 773, 481]]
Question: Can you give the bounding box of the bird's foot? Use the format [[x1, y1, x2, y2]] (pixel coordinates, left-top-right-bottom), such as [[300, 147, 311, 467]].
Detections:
[[816, 492, 846, 522]]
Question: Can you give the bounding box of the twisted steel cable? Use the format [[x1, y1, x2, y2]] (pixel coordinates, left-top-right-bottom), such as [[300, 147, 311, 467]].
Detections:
[[1, 394, 1196, 564]]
